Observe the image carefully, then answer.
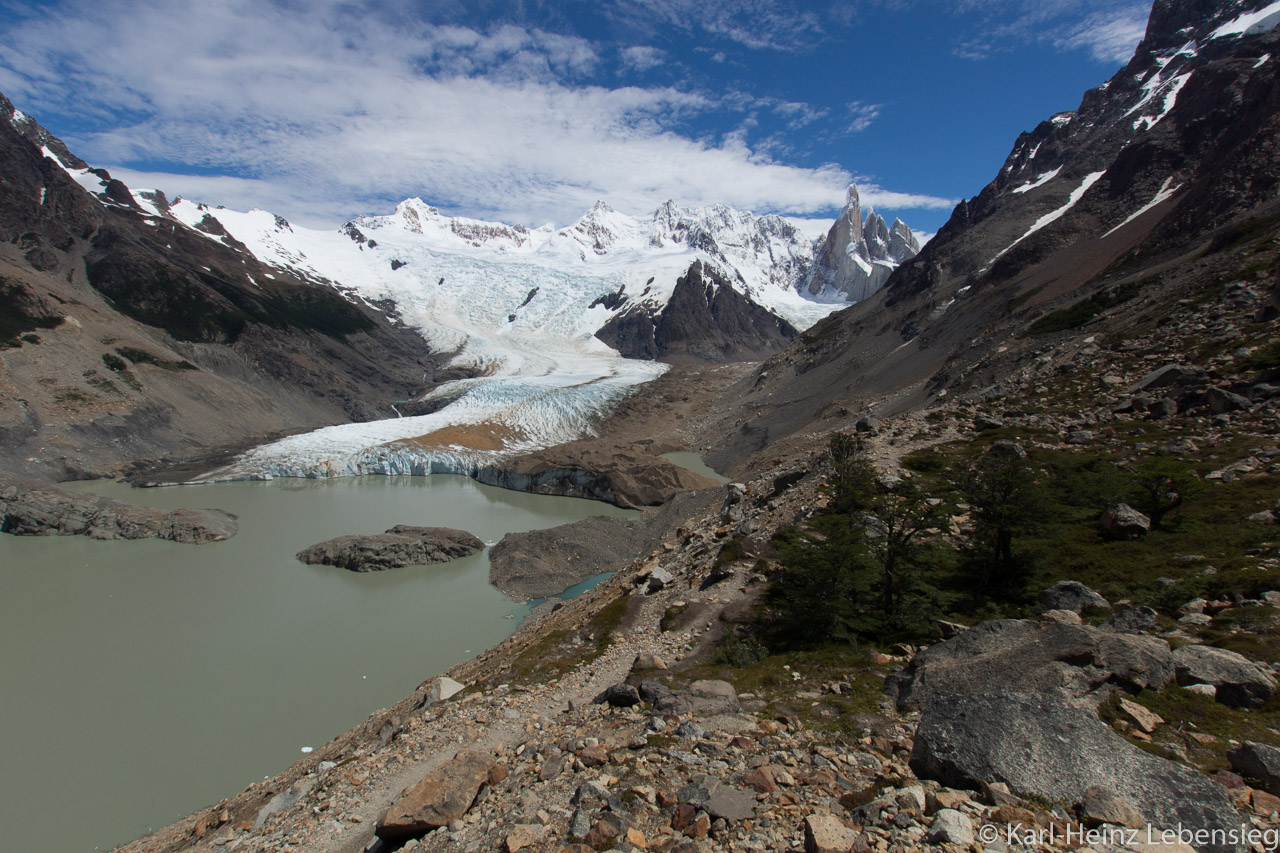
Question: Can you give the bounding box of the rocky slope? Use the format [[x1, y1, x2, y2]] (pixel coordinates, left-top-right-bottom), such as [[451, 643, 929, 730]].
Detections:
[[0, 94, 443, 481], [700, 0, 1280, 474]]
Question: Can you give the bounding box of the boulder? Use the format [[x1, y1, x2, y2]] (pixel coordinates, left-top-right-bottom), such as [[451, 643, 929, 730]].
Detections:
[[0, 480, 237, 543], [926, 809, 974, 845], [1079, 785, 1145, 829], [1094, 632, 1173, 691], [377, 748, 495, 842], [1227, 742, 1280, 795], [1099, 504, 1151, 541], [1041, 580, 1111, 614], [600, 683, 641, 708], [1172, 645, 1276, 708], [676, 774, 755, 821], [425, 676, 465, 706], [687, 679, 740, 715], [1117, 696, 1164, 733], [1130, 364, 1201, 395], [910, 693, 1243, 853], [888, 619, 1101, 708], [297, 526, 483, 572], [646, 567, 674, 593], [1106, 605, 1159, 633], [1207, 387, 1251, 414], [804, 813, 854, 853]]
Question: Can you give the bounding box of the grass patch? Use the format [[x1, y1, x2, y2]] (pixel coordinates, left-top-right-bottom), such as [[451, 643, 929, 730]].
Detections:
[[506, 594, 630, 686], [115, 346, 197, 371], [1122, 685, 1280, 772], [1026, 280, 1143, 336]]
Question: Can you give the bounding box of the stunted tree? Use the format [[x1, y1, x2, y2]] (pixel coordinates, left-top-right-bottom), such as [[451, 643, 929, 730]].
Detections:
[[860, 475, 951, 630], [770, 433, 950, 643], [1123, 455, 1200, 529], [954, 440, 1048, 591]]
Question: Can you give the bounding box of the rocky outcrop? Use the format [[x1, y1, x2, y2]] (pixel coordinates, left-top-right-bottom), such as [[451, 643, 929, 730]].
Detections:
[[0, 479, 237, 543], [296, 525, 484, 572], [595, 261, 797, 363], [489, 487, 722, 600], [910, 692, 1244, 853], [489, 517, 639, 601], [476, 439, 720, 509], [887, 616, 1174, 709], [805, 185, 920, 303]]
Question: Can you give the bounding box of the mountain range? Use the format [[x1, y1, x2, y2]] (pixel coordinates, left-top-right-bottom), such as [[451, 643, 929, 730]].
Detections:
[[0, 99, 921, 479]]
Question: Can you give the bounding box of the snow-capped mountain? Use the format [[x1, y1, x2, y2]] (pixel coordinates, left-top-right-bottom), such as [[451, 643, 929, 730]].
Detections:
[[805, 185, 922, 303], [6, 84, 924, 479]]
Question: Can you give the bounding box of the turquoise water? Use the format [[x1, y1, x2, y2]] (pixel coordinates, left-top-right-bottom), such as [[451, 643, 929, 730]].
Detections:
[[0, 475, 634, 851]]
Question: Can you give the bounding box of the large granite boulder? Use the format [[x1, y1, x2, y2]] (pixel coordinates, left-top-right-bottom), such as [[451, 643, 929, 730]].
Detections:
[[297, 525, 484, 572], [1172, 645, 1277, 709], [911, 692, 1244, 853], [887, 618, 1172, 709], [377, 748, 495, 842], [0, 480, 237, 543]]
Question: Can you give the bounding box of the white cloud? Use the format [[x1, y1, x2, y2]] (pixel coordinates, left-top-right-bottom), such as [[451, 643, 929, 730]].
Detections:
[[1054, 7, 1149, 63], [947, 0, 1147, 66], [607, 0, 826, 52], [845, 101, 882, 134], [619, 45, 666, 72], [0, 0, 956, 228]]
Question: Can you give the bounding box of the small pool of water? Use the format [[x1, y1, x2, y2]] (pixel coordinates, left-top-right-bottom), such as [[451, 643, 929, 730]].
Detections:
[[0, 475, 635, 851], [662, 451, 731, 484]]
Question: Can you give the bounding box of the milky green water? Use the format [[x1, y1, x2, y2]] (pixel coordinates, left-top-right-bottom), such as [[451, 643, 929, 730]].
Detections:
[[0, 475, 635, 851], [661, 451, 731, 484]]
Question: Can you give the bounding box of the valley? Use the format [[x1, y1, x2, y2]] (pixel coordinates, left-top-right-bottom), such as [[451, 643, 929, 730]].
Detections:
[[1, 1, 1280, 852]]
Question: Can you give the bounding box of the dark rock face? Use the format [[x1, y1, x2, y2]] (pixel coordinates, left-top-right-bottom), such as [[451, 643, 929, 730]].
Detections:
[[1227, 741, 1280, 794], [910, 692, 1244, 853], [296, 525, 484, 572], [0, 480, 237, 543], [596, 261, 796, 363], [704, 1, 1280, 471], [0, 92, 448, 480]]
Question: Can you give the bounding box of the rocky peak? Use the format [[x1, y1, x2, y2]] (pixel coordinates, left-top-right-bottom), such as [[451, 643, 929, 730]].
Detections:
[[804, 184, 921, 303], [1140, 0, 1254, 51]]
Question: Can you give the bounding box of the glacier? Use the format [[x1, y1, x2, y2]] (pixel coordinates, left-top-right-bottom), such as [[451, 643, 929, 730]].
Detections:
[[44, 173, 918, 481]]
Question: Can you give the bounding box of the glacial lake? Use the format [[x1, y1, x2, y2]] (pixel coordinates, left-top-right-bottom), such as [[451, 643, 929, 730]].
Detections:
[[0, 475, 636, 852]]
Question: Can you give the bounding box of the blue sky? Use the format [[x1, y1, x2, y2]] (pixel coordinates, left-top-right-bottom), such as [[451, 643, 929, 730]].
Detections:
[[0, 0, 1151, 234]]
